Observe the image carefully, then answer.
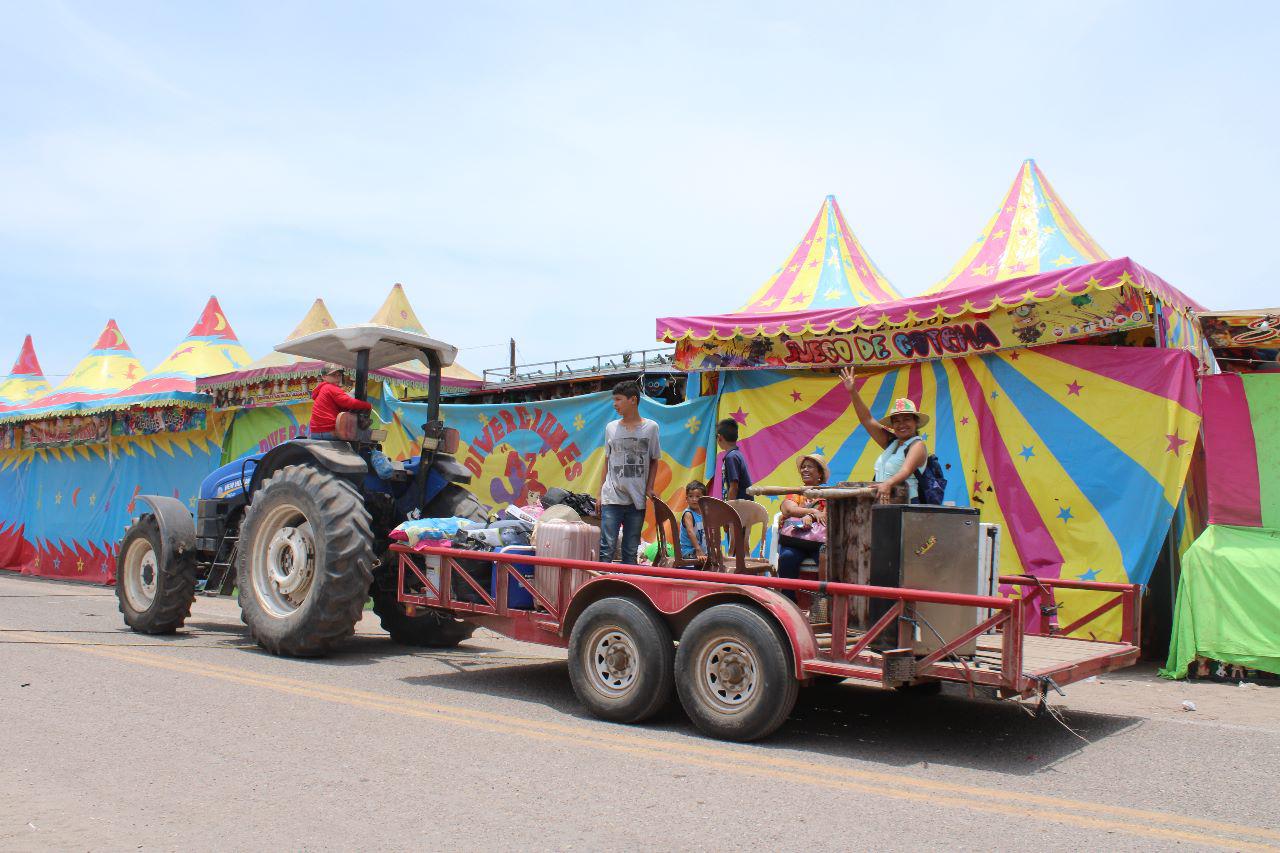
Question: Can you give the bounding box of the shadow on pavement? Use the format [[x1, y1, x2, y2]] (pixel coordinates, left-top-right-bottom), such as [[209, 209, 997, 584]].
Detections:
[[401, 658, 1144, 776]]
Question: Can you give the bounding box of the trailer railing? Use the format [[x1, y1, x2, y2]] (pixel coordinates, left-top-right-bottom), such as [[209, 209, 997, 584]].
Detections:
[[392, 546, 1141, 698]]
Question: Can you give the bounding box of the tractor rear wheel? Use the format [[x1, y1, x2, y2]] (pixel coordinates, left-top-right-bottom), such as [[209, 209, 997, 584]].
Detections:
[[116, 513, 197, 634], [236, 464, 374, 656], [371, 550, 477, 647]]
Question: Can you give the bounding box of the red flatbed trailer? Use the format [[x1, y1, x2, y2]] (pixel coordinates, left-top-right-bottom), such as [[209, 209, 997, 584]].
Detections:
[[391, 544, 1141, 741]]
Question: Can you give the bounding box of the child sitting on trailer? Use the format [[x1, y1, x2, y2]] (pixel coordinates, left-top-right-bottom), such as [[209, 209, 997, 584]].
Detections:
[[679, 480, 707, 562]]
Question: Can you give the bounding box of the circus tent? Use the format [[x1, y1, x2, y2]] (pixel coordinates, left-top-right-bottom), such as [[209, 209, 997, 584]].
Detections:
[[0, 336, 52, 408], [652, 162, 1208, 641], [0, 321, 147, 421]]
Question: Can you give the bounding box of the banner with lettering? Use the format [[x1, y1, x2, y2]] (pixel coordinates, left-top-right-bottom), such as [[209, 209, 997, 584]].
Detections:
[[378, 389, 718, 526], [674, 286, 1148, 371]]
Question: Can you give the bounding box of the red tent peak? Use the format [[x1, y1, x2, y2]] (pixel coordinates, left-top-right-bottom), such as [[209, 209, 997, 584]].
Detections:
[[187, 296, 241, 341], [92, 320, 132, 352], [10, 335, 44, 376]]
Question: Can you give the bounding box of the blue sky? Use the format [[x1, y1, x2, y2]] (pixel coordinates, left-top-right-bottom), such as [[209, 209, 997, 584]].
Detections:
[[2, 1, 1278, 380]]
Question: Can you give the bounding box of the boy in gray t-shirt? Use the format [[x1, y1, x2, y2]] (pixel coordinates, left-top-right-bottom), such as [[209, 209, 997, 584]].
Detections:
[[597, 380, 661, 563]]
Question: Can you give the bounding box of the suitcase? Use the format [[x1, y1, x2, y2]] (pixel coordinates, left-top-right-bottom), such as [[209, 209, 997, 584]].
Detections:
[[532, 519, 599, 609]]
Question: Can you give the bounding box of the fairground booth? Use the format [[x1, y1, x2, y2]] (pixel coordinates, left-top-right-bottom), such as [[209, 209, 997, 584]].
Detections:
[[0, 299, 251, 582], [1162, 309, 1280, 678], [656, 161, 1209, 645]]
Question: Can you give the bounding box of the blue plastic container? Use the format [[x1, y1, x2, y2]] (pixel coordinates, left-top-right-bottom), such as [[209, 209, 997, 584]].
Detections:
[[491, 545, 537, 609]]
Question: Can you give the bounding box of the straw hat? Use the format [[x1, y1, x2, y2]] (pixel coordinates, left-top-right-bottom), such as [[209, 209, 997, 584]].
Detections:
[[878, 397, 930, 428], [796, 452, 830, 484]]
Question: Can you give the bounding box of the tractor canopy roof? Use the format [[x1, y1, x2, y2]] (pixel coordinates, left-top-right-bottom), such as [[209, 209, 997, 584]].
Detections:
[[274, 324, 458, 372]]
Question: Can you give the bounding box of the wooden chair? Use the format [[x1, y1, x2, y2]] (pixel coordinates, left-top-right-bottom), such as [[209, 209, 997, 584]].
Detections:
[[699, 496, 772, 575], [728, 499, 769, 561], [648, 494, 702, 569]]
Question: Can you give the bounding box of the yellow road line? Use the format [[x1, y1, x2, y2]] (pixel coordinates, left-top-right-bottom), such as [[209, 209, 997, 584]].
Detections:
[[12, 630, 1280, 850]]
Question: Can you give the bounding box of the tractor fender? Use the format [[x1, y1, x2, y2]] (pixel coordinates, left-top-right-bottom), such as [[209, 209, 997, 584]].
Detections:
[[137, 495, 197, 568], [562, 576, 818, 680], [248, 439, 368, 496], [431, 453, 472, 484]]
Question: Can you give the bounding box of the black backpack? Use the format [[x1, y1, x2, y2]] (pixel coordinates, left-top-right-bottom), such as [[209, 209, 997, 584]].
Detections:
[[902, 436, 948, 505]]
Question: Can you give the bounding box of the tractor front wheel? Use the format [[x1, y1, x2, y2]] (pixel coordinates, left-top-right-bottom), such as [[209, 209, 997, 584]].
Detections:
[[116, 513, 197, 634], [236, 465, 374, 656]]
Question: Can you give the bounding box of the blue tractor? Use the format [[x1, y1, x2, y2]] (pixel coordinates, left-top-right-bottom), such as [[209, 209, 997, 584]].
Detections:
[[115, 324, 487, 655]]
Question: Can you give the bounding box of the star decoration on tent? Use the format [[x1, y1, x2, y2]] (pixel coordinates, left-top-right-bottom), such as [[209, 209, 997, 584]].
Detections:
[[813, 446, 825, 456], [1018, 445, 1036, 461], [1166, 432, 1188, 455], [684, 415, 701, 434], [1066, 380, 1083, 396], [730, 407, 749, 425], [960, 416, 970, 426], [790, 390, 802, 402], [573, 414, 585, 431], [1077, 568, 1101, 581], [1057, 506, 1074, 522]]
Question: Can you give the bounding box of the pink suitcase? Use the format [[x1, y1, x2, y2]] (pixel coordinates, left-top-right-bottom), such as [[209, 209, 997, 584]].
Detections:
[[532, 519, 599, 609]]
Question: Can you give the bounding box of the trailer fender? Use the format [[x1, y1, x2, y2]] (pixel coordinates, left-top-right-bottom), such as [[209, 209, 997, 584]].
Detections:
[[137, 495, 197, 568], [563, 577, 817, 680]]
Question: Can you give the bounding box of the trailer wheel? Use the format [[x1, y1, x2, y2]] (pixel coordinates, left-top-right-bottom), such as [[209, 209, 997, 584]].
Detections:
[[116, 514, 197, 634], [675, 603, 798, 742], [568, 597, 674, 724], [236, 464, 374, 656]]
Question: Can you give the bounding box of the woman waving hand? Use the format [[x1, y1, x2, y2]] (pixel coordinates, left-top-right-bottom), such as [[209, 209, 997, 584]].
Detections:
[[839, 367, 928, 503]]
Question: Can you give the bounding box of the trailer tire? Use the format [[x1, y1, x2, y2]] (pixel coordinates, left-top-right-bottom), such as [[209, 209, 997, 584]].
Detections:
[[237, 464, 374, 656], [568, 597, 674, 724], [675, 603, 798, 742], [370, 561, 476, 648], [116, 514, 197, 634]]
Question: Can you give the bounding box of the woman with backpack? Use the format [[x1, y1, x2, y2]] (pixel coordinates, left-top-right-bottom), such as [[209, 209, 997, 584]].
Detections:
[[839, 367, 929, 503]]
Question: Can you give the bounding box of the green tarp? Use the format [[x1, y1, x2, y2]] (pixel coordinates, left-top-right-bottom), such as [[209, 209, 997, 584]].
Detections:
[[1161, 524, 1280, 678], [1243, 375, 1280, 529]]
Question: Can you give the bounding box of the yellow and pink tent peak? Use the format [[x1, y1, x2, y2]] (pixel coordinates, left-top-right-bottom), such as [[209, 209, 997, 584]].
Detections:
[[0, 335, 52, 405], [369, 283, 482, 383], [370, 282, 427, 333], [121, 296, 252, 395], [739, 195, 901, 313], [246, 298, 337, 370], [926, 159, 1109, 295], [30, 320, 146, 408]]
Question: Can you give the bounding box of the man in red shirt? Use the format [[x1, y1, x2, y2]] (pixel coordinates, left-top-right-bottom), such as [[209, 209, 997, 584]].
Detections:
[[309, 365, 372, 439]]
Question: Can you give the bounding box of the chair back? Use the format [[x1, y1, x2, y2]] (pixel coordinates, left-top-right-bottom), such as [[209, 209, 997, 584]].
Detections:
[[728, 499, 769, 559], [699, 496, 746, 573], [648, 494, 682, 568]]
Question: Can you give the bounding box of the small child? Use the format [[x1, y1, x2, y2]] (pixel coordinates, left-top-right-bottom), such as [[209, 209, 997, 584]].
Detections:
[[679, 480, 707, 562]]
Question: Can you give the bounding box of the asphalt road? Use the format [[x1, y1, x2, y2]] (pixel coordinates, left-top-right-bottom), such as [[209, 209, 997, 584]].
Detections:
[[2, 572, 1278, 852]]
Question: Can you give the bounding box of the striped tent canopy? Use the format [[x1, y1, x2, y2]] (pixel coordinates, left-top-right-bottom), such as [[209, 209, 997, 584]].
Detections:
[[0, 321, 146, 422], [739, 195, 901, 313], [0, 336, 52, 407], [119, 297, 251, 398], [927, 159, 1108, 295]]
